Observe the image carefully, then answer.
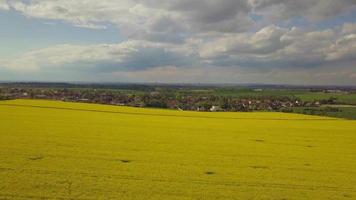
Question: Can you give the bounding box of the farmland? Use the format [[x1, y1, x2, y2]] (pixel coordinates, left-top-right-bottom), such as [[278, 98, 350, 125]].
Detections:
[[292, 106, 356, 120], [0, 99, 356, 199], [1, 83, 356, 120]]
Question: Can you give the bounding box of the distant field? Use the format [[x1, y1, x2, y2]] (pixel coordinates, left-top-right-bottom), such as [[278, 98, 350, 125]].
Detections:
[[0, 100, 355, 199], [210, 88, 356, 104], [292, 106, 356, 120], [295, 93, 356, 105]]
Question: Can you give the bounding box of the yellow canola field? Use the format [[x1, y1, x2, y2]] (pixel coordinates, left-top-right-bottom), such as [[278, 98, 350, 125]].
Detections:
[[0, 99, 355, 200]]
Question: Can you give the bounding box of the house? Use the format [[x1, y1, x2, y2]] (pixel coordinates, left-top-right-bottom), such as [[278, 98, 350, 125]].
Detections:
[[210, 105, 223, 112], [197, 107, 206, 111]]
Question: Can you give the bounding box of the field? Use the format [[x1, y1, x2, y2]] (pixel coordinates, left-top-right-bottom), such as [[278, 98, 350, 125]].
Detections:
[[0, 99, 356, 200], [211, 88, 356, 105], [292, 106, 356, 120]]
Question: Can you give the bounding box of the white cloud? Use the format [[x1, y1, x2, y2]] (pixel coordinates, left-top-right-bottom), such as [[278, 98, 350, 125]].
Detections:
[[326, 34, 356, 61], [112, 63, 356, 85], [0, 0, 9, 10], [1, 0, 354, 40], [252, 0, 356, 21], [200, 25, 356, 68], [0, 40, 197, 71], [4, 0, 253, 43], [200, 25, 291, 58], [0, 0, 355, 84], [342, 23, 356, 35], [2, 0, 354, 44], [1, 24, 354, 74]]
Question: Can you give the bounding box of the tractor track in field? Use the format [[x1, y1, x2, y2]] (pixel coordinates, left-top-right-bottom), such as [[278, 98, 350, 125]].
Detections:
[[0, 193, 94, 200], [1, 168, 355, 193], [0, 104, 340, 121]]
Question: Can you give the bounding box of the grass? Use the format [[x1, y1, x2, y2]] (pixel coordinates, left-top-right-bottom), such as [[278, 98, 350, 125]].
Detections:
[[0, 99, 355, 199], [213, 88, 302, 98], [292, 106, 356, 120], [295, 93, 356, 105], [211, 88, 356, 104]]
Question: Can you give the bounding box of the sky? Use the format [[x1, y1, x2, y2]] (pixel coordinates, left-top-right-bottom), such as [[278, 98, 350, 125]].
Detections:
[[0, 0, 355, 85]]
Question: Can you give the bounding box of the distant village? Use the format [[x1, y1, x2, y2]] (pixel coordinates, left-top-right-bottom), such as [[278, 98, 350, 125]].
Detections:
[[0, 87, 337, 112]]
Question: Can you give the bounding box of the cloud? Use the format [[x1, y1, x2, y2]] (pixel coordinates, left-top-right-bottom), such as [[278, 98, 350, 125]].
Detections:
[[1, 24, 354, 74], [0, 0, 9, 10], [251, 0, 356, 21], [0, 0, 355, 84], [3, 0, 355, 44], [200, 25, 356, 68], [326, 34, 356, 61], [0, 40, 197, 72], [342, 23, 356, 35], [200, 25, 291, 57], [111, 63, 356, 85], [3, 0, 253, 43]]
